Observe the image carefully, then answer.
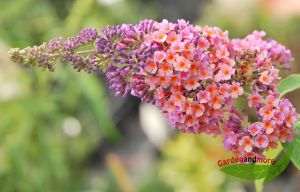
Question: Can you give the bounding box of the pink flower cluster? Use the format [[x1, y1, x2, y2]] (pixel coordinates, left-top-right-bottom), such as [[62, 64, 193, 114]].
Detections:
[[139, 20, 243, 136], [226, 95, 297, 157], [222, 31, 298, 157], [131, 21, 297, 157], [9, 19, 298, 157]]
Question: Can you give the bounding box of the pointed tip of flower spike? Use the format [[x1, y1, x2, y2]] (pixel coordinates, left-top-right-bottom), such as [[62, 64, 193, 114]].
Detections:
[[8, 48, 24, 65]]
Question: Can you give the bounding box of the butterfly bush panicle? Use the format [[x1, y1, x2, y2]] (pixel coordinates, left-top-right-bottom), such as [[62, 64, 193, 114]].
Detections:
[[9, 19, 298, 157]]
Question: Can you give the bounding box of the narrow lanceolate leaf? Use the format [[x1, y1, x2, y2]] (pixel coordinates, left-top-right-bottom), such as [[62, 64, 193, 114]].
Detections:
[[282, 122, 300, 170], [278, 74, 300, 97], [220, 164, 271, 180]]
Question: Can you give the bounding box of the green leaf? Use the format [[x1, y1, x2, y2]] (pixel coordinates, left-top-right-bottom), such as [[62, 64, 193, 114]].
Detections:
[[220, 164, 271, 180], [278, 74, 300, 97], [220, 149, 291, 182], [263, 150, 291, 184], [282, 122, 300, 170], [262, 142, 291, 184]]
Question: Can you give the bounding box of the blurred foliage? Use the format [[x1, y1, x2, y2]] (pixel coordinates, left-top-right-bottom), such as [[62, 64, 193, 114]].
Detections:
[[159, 134, 233, 192], [0, 0, 159, 47], [0, 49, 118, 191], [201, 1, 293, 36], [137, 169, 173, 192], [92, 162, 172, 192], [0, 0, 61, 47]]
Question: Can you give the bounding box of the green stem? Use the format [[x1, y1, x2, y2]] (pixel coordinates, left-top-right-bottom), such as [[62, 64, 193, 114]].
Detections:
[[255, 179, 264, 192]]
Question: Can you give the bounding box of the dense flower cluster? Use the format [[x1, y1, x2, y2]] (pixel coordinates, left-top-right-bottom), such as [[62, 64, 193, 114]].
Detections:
[[9, 19, 298, 157], [220, 31, 297, 157]]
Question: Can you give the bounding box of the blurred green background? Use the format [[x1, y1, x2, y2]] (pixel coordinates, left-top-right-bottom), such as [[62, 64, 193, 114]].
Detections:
[[0, 0, 300, 191]]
